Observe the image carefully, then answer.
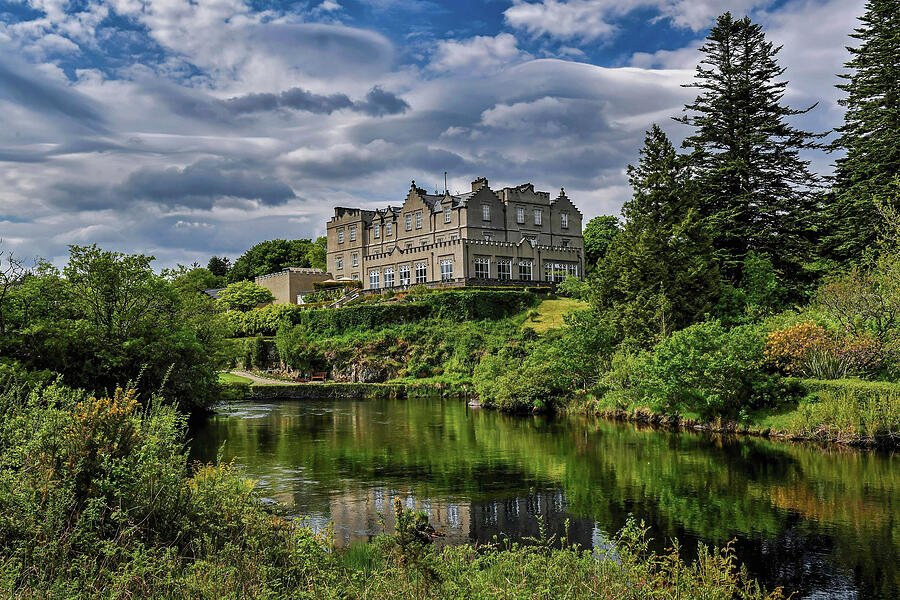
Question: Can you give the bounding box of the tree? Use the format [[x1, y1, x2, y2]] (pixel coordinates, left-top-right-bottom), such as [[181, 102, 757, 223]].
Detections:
[[227, 239, 318, 283], [593, 125, 720, 346], [582, 216, 621, 270], [207, 255, 231, 278], [307, 237, 328, 271], [676, 12, 823, 289], [168, 266, 222, 294], [823, 0, 900, 263], [216, 280, 275, 312], [0, 243, 25, 337]]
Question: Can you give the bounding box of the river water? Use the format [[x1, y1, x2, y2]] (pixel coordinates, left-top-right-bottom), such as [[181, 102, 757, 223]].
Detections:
[[188, 397, 899, 599]]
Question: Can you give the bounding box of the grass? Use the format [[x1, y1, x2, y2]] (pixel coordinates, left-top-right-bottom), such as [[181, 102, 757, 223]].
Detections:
[[218, 372, 253, 385], [526, 298, 587, 333]]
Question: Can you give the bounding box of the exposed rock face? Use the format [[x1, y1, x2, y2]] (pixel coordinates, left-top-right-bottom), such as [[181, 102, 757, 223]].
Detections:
[[332, 360, 398, 383]]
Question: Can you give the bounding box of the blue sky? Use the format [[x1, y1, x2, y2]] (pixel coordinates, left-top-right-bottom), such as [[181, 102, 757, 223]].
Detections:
[[0, 0, 864, 267]]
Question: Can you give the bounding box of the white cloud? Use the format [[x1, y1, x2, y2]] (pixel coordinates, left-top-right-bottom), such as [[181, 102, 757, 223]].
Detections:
[[429, 33, 527, 72]]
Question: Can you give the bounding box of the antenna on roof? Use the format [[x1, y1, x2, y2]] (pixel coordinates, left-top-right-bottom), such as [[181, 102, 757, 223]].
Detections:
[[444, 171, 448, 194]]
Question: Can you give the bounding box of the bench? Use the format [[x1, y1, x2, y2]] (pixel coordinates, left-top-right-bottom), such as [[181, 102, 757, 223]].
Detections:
[[311, 371, 328, 382]]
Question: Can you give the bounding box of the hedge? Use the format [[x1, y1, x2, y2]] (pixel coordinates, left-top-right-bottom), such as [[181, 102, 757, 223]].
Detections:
[[227, 289, 536, 337]]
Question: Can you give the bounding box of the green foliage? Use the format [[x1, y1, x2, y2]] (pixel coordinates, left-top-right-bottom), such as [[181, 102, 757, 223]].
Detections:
[[825, 0, 900, 262], [307, 236, 328, 271], [556, 275, 590, 300], [216, 280, 275, 312], [226, 238, 322, 283], [169, 266, 223, 294], [226, 303, 302, 337], [677, 13, 822, 290], [634, 320, 788, 418], [582, 215, 621, 270], [593, 125, 719, 346], [206, 255, 230, 278]]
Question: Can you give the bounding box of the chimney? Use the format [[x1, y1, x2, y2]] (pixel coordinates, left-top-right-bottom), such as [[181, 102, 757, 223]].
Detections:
[[471, 177, 488, 192]]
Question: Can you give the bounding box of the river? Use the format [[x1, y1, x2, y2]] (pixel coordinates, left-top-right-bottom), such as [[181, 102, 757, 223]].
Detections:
[[188, 397, 900, 599]]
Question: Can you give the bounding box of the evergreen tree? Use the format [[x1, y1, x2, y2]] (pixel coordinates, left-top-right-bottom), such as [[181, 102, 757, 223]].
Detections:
[[676, 12, 822, 288], [207, 255, 230, 278], [593, 126, 720, 346], [824, 0, 900, 262]]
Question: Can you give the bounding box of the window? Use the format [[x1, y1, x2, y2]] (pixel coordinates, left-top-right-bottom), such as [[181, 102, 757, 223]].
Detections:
[[386, 222, 393, 236], [338, 229, 344, 244], [384, 267, 394, 288], [444, 206, 452, 223], [406, 242, 413, 249], [482, 204, 491, 221], [399, 265, 411, 286], [374, 224, 380, 238], [415, 262, 427, 284], [406, 214, 412, 231], [450, 234, 458, 241], [369, 269, 380, 289], [474, 258, 490, 279], [352, 253, 358, 267], [336, 256, 343, 270], [544, 262, 568, 283], [516, 206, 525, 224], [518, 260, 533, 281], [440, 258, 453, 281], [497, 260, 511, 280], [415, 211, 422, 229], [561, 212, 569, 229], [561, 239, 569, 248], [420, 239, 428, 246], [484, 233, 493, 242], [533, 209, 542, 225], [436, 237, 443, 243], [349, 226, 356, 241]]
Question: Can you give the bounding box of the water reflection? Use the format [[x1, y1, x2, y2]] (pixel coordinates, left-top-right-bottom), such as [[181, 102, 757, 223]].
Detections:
[[188, 398, 900, 600]]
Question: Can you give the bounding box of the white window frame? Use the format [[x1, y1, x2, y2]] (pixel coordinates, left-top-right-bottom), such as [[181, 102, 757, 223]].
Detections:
[[474, 258, 490, 279], [349, 226, 357, 241], [497, 260, 511, 281], [415, 211, 422, 229], [561, 213, 569, 229], [369, 269, 380, 289], [386, 222, 393, 236], [406, 214, 412, 231], [518, 260, 533, 281], [533, 209, 542, 226], [374, 223, 381, 238], [516, 206, 525, 224], [415, 262, 427, 284], [482, 204, 491, 221], [484, 233, 493, 242], [444, 206, 452, 223], [336, 256, 343, 270], [384, 267, 394, 288], [352, 253, 358, 267], [399, 265, 411, 286], [338, 229, 344, 244], [440, 258, 453, 281]]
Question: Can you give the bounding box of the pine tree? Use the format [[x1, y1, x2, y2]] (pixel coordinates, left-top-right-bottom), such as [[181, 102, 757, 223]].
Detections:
[[824, 0, 900, 263], [593, 125, 720, 346], [676, 12, 822, 288]]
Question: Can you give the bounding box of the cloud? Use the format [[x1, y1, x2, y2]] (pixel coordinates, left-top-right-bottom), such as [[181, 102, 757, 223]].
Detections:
[[430, 33, 526, 72], [225, 85, 409, 116]]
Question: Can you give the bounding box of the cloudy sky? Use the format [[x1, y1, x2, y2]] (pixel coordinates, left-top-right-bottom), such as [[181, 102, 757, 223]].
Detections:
[[0, 0, 864, 267]]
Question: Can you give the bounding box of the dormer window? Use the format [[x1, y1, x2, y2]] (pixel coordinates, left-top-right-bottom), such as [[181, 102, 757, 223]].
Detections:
[[561, 213, 569, 229], [445, 206, 452, 223], [482, 205, 491, 221]]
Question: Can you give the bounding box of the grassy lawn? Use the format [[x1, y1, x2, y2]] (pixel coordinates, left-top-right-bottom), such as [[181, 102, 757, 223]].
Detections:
[[526, 298, 588, 333], [218, 372, 253, 385]]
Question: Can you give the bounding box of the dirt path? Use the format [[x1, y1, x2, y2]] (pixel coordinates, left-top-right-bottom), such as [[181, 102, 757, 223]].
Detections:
[[229, 370, 298, 386]]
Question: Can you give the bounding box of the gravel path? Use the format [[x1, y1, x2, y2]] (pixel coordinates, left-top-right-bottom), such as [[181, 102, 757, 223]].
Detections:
[[229, 370, 298, 386]]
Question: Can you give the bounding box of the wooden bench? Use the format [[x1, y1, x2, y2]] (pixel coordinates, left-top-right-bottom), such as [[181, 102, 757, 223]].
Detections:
[[311, 371, 328, 382]]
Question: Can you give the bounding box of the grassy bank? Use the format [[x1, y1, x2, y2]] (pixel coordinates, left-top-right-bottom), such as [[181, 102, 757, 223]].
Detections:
[[576, 378, 900, 447], [0, 380, 784, 600]]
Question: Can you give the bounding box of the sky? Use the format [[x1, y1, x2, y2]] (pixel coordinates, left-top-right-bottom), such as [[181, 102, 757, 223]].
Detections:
[[0, 0, 865, 268]]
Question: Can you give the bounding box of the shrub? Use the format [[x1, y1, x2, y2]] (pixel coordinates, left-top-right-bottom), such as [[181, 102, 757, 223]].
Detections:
[[635, 320, 785, 418], [216, 280, 275, 312], [481, 364, 566, 413], [765, 321, 829, 374]]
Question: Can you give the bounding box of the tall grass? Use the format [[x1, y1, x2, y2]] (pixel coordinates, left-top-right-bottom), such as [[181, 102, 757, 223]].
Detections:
[[794, 389, 900, 444]]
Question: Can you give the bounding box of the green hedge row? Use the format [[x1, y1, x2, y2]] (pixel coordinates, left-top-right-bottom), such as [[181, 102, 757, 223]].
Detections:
[[227, 289, 536, 337]]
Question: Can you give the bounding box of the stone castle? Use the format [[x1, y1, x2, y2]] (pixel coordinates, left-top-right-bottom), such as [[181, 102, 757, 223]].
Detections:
[[326, 177, 584, 290]]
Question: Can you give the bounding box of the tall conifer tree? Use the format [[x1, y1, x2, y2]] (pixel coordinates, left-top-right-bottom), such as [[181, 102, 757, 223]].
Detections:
[[593, 125, 719, 345], [676, 12, 822, 287], [824, 0, 900, 262]]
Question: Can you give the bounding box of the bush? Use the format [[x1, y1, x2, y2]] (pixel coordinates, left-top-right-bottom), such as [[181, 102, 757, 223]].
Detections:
[[765, 321, 829, 374], [422, 290, 536, 321], [216, 280, 275, 312], [635, 320, 787, 418], [480, 363, 566, 413]]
